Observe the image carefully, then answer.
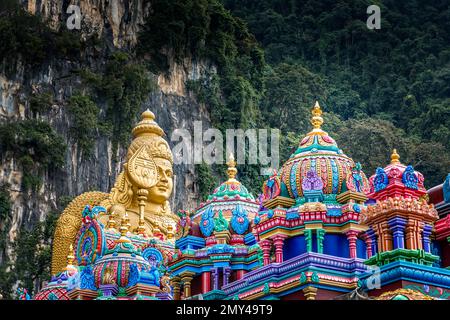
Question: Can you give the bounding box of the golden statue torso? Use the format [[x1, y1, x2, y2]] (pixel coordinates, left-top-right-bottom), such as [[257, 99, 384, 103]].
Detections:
[[51, 110, 179, 275]]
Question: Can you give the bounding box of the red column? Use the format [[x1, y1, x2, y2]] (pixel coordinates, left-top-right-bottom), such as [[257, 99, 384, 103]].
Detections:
[[201, 272, 211, 294], [260, 240, 272, 265], [272, 235, 286, 263], [365, 237, 373, 258], [236, 270, 246, 280], [361, 233, 373, 258], [346, 230, 359, 259]]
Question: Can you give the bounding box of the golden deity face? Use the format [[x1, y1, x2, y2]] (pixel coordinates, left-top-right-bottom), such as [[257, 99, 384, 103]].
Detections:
[[148, 157, 173, 204]]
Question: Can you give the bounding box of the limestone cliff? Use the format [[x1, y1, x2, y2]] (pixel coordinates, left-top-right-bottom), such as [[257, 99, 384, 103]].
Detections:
[[0, 0, 214, 266]]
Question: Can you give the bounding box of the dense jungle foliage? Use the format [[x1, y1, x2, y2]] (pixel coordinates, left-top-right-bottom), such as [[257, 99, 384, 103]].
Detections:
[[222, 0, 450, 187]]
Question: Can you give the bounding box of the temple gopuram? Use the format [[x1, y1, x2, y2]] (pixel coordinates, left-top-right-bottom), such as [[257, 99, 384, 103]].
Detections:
[[30, 102, 450, 300]]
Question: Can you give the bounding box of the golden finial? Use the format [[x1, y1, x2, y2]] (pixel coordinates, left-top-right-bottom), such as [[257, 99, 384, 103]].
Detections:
[[311, 101, 324, 129], [307, 101, 327, 136], [391, 149, 400, 164], [117, 212, 131, 243], [106, 210, 117, 230], [66, 244, 74, 266], [226, 153, 238, 182]]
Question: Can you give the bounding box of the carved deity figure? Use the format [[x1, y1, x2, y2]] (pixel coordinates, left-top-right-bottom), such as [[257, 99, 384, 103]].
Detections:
[[51, 110, 179, 275], [302, 170, 324, 191]]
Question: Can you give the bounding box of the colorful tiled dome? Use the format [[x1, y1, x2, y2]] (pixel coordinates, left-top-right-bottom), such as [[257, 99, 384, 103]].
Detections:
[[90, 213, 159, 288], [279, 102, 370, 199], [193, 154, 259, 236], [368, 149, 426, 199], [92, 240, 150, 288]]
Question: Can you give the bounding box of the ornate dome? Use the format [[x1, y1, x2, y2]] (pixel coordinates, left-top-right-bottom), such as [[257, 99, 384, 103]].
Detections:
[[368, 149, 426, 199], [34, 246, 78, 300], [193, 154, 259, 237], [279, 102, 370, 199], [92, 214, 154, 288]]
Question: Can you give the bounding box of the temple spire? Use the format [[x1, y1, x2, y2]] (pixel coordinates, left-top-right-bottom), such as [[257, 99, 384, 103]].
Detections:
[[311, 101, 324, 129], [65, 244, 76, 272], [226, 153, 238, 182], [66, 244, 74, 266], [117, 212, 131, 243], [307, 101, 327, 136], [391, 149, 401, 164]]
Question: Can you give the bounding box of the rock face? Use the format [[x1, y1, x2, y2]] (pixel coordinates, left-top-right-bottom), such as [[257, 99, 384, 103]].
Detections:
[[1, 1, 213, 262], [23, 0, 149, 47]]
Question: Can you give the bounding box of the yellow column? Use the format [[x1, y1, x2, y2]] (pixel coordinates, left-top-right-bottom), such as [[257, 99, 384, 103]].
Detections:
[[303, 286, 318, 300], [181, 273, 195, 299], [170, 277, 181, 300]]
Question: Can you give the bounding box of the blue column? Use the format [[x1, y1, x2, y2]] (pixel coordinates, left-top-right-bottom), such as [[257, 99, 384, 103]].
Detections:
[[422, 224, 433, 253], [388, 217, 407, 249], [366, 228, 377, 255]]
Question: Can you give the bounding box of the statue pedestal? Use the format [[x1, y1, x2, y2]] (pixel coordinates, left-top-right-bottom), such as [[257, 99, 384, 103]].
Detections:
[[155, 292, 172, 300], [126, 284, 160, 297], [100, 284, 118, 297], [214, 230, 231, 244], [67, 288, 98, 300]]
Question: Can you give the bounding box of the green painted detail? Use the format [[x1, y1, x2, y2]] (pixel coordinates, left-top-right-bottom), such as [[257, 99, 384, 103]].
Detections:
[[357, 279, 363, 288], [304, 229, 313, 252], [257, 247, 264, 266], [233, 295, 239, 300], [392, 294, 409, 300], [202, 290, 227, 300], [214, 210, 229, 232], [311, 272, 320, 283], [447, 236, 450, 243], [208, 182, 254, 201], [263, 283, 270, 294], [299, 272, 307, 284], [280, 182, 290, 197], [364, 249, 440, 267], [263, 295, 280, 300], [316, 229, 326, 254], [323, 194, 339, 204], [118, 287, 127, 297]]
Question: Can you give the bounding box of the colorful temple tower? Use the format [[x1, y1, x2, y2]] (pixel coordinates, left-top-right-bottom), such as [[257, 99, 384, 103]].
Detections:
[[216, 102, 373, 300], [34, 110, 179, 300], [168, 155, 261, 300], [358, 151, 450, 298], [29, 103, 450, 301], [429, 173, 450, 268]]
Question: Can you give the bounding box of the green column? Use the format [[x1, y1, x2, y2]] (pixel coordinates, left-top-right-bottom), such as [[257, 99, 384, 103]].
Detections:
[[304, 229, 313, 252], [316, 229, 326, 254]]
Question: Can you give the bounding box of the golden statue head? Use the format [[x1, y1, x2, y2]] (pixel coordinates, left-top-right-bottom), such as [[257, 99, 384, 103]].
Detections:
[[106, 109, 178, 236], [125, 109, 174, 206]]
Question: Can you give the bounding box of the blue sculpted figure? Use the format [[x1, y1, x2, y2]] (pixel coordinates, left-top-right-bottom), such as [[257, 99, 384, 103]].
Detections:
[[231, 204, 249, 235], [444, 173, 450, 203], [402, 165, 418, 190], [199, 206, 215, 237], [67, 271, 81, 291], [17, 288, 31, 300], [150, 265, 160, 286], [352, 162, 364, 192], [81, 205, 106, 225], [127, 264, 140, 288], [47, 292, 58, 300], [373, 167, 388, 192], [80, 265, 97, 291]]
